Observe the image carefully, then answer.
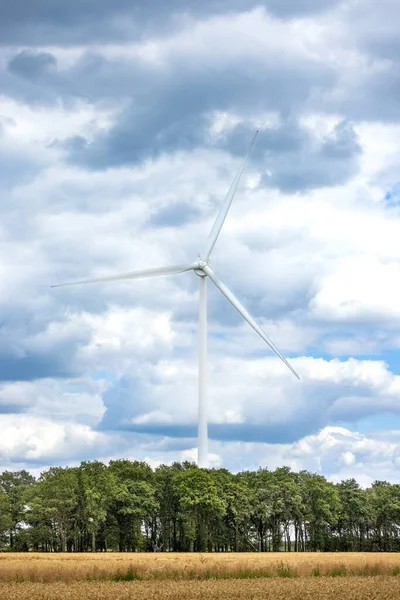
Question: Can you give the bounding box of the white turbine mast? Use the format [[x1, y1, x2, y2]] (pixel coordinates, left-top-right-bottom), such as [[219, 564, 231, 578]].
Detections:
[[52, 131, 299, 467]]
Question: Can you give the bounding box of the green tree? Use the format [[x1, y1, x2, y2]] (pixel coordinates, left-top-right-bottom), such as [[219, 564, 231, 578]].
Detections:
[[218, 472, 251, 551], [366, 481, 400, 551], [108, 460, 157, 551], [25, 467, 78, 552], [0, 488, 12, 549], [154, 463, 183, 551], [336, 478, 369, 551], [0, 470, 35, 549], [272, 467, 303, 552], [79, 461, 113, 551], [175, 467, 226, 551], [5, 460, 400, 553], [300, 471, 341, 551]]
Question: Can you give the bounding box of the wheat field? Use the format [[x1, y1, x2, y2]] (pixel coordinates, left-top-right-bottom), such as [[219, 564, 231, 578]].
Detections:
[[2, 553, 400, 598], [1, 577, 400, 600], [1, 552, 400, 581]]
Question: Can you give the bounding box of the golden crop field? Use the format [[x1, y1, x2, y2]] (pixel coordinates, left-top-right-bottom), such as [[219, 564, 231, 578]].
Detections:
[[1, 553, 400, 599], [1, 551, 400, 581], [1, 578, 400, 600]]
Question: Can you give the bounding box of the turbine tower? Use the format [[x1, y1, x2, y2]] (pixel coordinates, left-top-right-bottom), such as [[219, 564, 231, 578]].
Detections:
[[53, 131, 299, 467]]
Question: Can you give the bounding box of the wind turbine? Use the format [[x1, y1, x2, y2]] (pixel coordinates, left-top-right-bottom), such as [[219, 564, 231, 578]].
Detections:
[[52, 131, 299, 467]]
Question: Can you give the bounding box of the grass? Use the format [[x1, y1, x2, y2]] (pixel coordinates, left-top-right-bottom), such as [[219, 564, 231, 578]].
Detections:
[[328, 564, 347, 577], [111, 565, 141, 581]]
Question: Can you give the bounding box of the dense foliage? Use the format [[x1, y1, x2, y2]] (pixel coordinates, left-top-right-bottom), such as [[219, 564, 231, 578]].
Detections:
[[0, 461, 399, 552]]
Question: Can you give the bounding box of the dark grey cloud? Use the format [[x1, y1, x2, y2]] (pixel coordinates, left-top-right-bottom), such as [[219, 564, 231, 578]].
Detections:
[[0, 1, 342, 46], [362, 32, 400, 63], [0, 284, 100, 384], [364, 74, 400, 123], [100, 381, 374, 446], [265, 0, 342, 17], [97, 372, 352, 445], [0, 117, 47, 189], [0, 302, 88, 384], [99, 375, 148, 431], [0, 313, 87, 382], [262, 120, 362, 192], [0, 353, 73, 382], [347, 1, 400, 62], [215, 119, 361, 192], [0, 151, 43, 190], [65, 115, 359, 195], [0, 403, 26, 415], [100, 393, 325, 445], [148, 201, 202, 228], [110, 421, 321, 445], [120, 358, 396, 448], [8, 50, 57, 80], [59, 54, 335, 184], [2, 3, 336, 119], [3, 49, 80, 106], [0, 0, 241, 45], [1, 4, 368, 197]]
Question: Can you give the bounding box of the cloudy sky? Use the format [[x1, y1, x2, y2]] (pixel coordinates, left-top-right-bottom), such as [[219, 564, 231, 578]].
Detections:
[[2, 0, 400, 485]]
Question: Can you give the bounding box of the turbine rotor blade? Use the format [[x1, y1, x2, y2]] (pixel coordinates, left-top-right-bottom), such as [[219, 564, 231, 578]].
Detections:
[[52, 263, 196, 288], [203, 265, 300, 380], [203, 130, 259, 260]]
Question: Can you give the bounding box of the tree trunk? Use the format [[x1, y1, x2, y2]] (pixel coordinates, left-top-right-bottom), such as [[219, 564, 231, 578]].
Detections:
[[173, 518, 177, 551], [286, 527, 291, 552], [60, 529, 66, 552], [198, 518, 208, 552], [259, 522, 264, 552], [234, 521, 238, 552]]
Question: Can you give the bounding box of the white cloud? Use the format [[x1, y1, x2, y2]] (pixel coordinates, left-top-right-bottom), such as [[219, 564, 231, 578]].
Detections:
[[2, 0, 400, 479], [94, 356, 400, 453], [0, 378, 104, 424], [0, 414, 105, 463], [203, 425, 400, 486]]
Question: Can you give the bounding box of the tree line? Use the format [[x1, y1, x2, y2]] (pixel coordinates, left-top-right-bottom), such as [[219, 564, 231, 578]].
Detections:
[[0, 460, 399, 553]]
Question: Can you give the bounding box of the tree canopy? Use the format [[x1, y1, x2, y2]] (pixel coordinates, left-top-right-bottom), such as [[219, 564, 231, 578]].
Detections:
[[0, 461, 397, 552]]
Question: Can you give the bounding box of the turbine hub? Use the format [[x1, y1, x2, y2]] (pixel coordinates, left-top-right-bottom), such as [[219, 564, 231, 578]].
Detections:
[[194, 258, 208, 277]]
